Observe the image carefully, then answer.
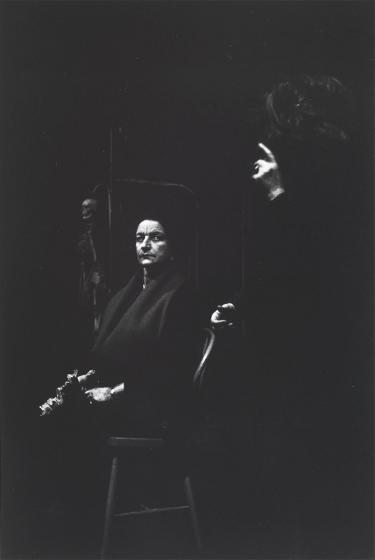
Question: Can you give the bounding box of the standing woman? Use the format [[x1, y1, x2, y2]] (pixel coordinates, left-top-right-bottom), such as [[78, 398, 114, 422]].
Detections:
[[211, 74, 367, 533]]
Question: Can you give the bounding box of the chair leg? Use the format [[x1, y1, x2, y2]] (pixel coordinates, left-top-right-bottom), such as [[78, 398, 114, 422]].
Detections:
[[184, 475, 202, 552], [101, 455, 119, 560]]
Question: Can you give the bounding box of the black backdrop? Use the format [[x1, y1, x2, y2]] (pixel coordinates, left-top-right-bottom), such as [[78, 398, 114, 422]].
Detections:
[[1, 2, 374, 558]]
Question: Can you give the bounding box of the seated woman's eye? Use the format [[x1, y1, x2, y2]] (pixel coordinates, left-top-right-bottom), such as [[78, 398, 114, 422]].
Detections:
[[151, 234, 164, 242], [136, 235, 144, 242]]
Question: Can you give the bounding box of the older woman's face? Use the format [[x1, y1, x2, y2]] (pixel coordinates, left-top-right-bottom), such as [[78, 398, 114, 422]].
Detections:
[[136, 220, 171, 268]]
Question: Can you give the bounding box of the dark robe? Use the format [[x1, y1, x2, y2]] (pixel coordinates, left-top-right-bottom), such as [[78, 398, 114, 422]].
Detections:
[[236, 137, 371, 526], [91, 262, 202, 438], [241, 138, 363, 422]]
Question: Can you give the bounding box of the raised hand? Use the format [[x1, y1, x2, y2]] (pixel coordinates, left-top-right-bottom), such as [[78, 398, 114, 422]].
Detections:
[[252, 142, 285, 201]]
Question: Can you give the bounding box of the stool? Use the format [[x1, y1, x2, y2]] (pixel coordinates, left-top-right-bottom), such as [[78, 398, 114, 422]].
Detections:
[[100, 436, 202, 558], [100, 328, 215, 558]]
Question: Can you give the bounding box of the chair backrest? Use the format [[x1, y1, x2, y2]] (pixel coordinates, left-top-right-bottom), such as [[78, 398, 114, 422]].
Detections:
[[192, 328, 215, 390]]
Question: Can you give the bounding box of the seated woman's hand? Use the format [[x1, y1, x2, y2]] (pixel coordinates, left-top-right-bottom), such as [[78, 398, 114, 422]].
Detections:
[[210, 303, 236, 329], [85, 387, 113, 403], [77, 369, 96, 387]]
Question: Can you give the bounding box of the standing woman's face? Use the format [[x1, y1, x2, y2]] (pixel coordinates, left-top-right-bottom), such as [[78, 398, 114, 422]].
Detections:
[[135, 220, 171, 268]]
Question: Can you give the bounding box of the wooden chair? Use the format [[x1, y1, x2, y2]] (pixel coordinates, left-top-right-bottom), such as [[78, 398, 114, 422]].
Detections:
[[100, 327, 215, 559]]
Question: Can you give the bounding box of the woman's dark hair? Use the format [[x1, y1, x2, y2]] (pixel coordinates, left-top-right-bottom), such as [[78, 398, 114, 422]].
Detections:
[[265, 74, 353, 143]]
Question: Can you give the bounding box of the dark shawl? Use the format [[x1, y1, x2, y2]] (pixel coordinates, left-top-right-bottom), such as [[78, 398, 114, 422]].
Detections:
[[91, 263, 201, 435]]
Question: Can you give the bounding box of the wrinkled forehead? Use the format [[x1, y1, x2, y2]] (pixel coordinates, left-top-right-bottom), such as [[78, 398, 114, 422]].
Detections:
[[136, 220, 166, 236]]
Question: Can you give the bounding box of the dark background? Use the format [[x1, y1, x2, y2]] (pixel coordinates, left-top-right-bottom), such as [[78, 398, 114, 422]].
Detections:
[[1, 1, 374, 558]]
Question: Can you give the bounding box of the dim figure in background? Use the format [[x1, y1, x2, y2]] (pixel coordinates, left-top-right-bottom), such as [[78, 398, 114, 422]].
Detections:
[[212, 74, 364, 526], [77, 197, 109, 343], [212, 74, 354, 327], [212, 74, 357, 383]]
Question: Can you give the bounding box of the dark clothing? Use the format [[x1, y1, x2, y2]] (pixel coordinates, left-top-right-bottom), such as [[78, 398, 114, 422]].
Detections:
[[235, 137, 370, 526], [240, 138, 363, 424], [91, 262, 202, 438]]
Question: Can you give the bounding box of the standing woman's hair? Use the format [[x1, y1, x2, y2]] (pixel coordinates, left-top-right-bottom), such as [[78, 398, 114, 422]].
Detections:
[[264, 74, 353, 143]]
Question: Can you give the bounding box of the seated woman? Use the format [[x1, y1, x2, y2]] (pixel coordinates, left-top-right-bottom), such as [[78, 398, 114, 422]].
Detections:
[[84, 214, 202, 440]]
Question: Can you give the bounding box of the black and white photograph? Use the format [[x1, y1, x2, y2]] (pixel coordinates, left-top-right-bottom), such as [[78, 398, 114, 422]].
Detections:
[[1, 1, 374, 558]]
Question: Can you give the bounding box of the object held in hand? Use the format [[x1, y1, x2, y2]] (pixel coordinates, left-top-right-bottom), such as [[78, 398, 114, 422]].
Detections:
[[39, 369, 96, 416]]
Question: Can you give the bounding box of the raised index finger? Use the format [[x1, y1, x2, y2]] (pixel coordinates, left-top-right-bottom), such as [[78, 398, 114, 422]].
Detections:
[[258, 142, 276, 162]]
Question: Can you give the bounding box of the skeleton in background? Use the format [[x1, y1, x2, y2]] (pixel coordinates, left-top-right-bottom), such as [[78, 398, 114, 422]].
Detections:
[[77, 197, 108, 337]]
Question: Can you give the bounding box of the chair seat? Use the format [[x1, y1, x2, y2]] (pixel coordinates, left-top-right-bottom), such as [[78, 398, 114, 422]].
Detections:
[[107, 436, 164, 448], [115, 504, 190, 518], [101, 439, 202, 558]]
